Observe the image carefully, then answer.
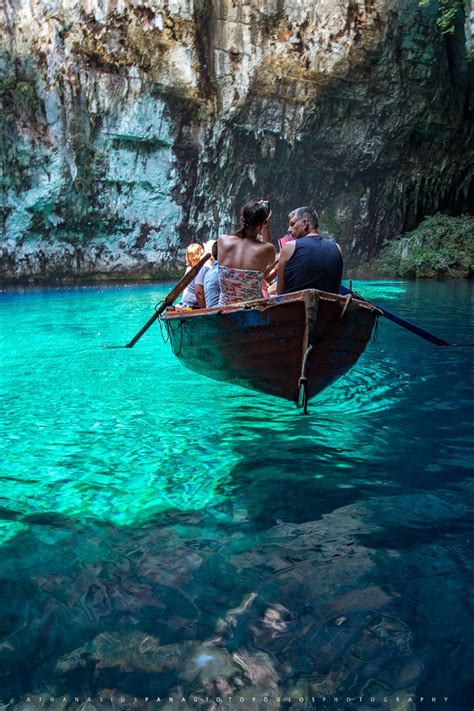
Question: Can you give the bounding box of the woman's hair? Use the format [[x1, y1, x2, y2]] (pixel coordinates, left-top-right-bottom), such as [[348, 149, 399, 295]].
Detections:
[[235, 201, 270, 238], [185, 243, 204, 268]]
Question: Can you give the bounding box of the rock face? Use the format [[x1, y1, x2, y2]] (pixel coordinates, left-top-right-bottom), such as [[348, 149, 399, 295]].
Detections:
[[1, 0, 473, 282]]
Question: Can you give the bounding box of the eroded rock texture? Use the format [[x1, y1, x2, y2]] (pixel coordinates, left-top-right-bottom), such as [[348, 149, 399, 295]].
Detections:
[[0, 0, 473, 282]]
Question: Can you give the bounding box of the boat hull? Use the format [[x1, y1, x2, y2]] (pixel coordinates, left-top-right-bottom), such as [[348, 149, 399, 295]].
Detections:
[[160, 290, 378, 404]]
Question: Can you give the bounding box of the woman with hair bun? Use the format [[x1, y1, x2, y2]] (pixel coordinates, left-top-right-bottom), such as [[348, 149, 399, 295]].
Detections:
[[217, 200, 277, 306]]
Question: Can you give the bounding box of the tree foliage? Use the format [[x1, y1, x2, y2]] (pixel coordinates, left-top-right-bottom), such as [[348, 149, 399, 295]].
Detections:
[[422, 0, 465, 33], [419, 0, 465, 34], [375, 214, 474, 278]]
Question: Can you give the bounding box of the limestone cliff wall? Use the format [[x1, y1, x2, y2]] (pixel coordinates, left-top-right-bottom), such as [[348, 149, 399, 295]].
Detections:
[[1, 0, 473, 282]]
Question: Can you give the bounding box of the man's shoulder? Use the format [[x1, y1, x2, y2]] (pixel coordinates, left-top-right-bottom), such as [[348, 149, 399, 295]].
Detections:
[[309, 234, 342, 251], [322, 236, 343, 257], [281, 240, 297, 256], [317, 235, 343, 260], [319, 234, 338, 244]]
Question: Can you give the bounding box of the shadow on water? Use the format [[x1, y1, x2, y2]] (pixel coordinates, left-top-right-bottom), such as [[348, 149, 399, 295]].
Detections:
[[213, 427, 375, 528]]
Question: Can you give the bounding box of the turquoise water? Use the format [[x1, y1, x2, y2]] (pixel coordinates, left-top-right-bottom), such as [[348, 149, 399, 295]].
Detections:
[[0, 280, 473, 710]]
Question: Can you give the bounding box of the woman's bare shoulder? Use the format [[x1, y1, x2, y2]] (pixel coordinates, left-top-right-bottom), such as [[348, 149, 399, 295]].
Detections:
[[262, 242, 277, 255], [218, 233, 237, 243]]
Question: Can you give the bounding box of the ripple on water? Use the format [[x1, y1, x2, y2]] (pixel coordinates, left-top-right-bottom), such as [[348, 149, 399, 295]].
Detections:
[[318, 356, 412, 416], [0, 281, 473, 706]]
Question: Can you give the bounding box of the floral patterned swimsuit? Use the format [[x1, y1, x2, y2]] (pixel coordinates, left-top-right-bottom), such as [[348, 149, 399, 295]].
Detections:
[[218, 265, 264, 306]]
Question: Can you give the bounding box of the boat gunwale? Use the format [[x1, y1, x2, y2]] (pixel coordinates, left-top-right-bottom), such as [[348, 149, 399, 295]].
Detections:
[[160, 289, 379, 321]]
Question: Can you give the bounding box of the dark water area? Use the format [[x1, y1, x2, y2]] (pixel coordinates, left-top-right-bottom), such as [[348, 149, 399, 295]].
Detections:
[[0, 280, 473, 711]]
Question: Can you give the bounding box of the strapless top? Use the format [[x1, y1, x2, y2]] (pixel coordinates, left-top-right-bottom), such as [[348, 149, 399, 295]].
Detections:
[[218, 265, 264, 306]]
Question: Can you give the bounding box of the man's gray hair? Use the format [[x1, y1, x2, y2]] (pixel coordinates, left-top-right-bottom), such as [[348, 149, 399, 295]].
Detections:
[[289, 207, 319, 230]]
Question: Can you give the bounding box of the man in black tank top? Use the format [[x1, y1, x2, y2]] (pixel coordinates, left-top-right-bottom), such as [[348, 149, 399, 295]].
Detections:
[[277, 207, 343, 295]]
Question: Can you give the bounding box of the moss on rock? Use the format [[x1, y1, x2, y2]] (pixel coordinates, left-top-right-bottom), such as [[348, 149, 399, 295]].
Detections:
[[351, 213, 474, 278]]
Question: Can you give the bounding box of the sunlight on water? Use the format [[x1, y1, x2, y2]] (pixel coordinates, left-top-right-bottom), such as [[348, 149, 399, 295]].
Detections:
[[1, 279, 473, 707], [1, 280, 472, 528]]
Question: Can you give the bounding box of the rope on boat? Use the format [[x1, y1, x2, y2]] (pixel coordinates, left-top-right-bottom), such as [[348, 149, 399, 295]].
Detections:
[[371, 314, 380, 343], [339, 293, 352, 320], [298, 345, 313, 415], [170, 319, 185, 356], [158, 312, 185, 355], [155, 299, 187, 354], [155, 301, 171, 345], [340, 292, 380, 343], [158, 316, 170, 344], [297, 293, 379, 414]]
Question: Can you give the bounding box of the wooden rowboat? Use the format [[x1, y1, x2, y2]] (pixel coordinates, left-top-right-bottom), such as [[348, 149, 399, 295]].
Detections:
[[160, 289, 380, 411]]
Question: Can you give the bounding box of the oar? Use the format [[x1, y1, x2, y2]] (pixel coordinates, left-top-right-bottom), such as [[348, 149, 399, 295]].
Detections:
[[103, 253, 211, 349], [340, 285, 450, 347]]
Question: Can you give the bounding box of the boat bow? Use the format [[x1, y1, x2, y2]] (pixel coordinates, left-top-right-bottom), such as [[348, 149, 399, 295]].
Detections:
[[160, 289, 378, 406]]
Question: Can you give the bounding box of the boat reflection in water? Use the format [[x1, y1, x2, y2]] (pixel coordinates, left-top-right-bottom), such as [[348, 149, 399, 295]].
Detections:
[[161, 289, 380, 411]]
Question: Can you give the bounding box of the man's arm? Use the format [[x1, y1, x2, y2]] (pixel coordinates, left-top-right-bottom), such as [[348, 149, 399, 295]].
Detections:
[[276, 242, 296, 295]]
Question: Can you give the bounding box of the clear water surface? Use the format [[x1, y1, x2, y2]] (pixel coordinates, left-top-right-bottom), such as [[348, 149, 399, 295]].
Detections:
[[0, 280, 473, 710]]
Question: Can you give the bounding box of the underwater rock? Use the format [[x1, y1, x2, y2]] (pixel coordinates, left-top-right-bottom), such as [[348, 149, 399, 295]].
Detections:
[[180, 645, 238, 683], [215, 591, 257, 635], [232, 649, 279, 688], [63, 631, 196, 675], [309, 612, 416, 697]]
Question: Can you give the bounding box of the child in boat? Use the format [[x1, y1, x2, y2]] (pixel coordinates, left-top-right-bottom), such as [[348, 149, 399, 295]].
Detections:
[[179, 243, 204, 308], [194, 239, 216, 308], [217, 201, 277, 306], [203, 240, 221, 307]]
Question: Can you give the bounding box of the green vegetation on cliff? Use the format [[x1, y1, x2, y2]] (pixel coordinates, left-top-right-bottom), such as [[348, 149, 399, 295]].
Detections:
[[420, 0, 462, 33], [356, 214, 474, 278], [419, 0, 473, 58]]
